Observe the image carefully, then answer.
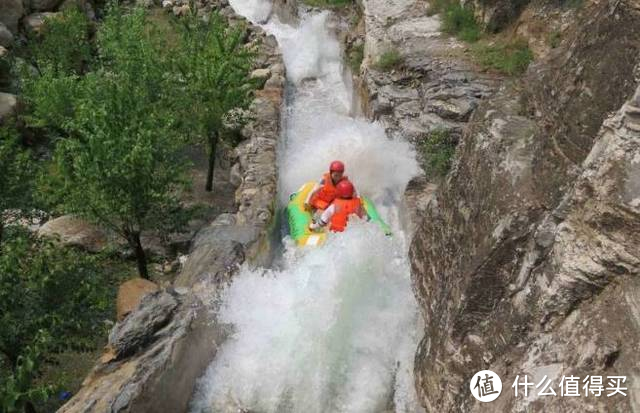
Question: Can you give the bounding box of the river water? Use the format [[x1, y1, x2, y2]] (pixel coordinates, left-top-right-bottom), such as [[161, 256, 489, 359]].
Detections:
[[189, 2, 425, 412]]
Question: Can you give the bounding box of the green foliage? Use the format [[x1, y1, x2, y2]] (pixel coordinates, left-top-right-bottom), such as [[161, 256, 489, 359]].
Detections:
[[420, 128, 456, 177], [302, 0, 352, 8], [472, 38, 533, 75], [174, 11, 255, 190], [21, 3, 191, 277], [427, 0, 481, 42], [0, 332, 53, 413], [441, 3, 481, 42], [0, 230, 113, 363], [347, 43, 364, 73], [548, 30, 562, 48], [18, 7, 91, 132], [0, 125, 36, 238], [374, 49, 403, 71], [29, 7, 92, 75], [0, 229, 119, 411]]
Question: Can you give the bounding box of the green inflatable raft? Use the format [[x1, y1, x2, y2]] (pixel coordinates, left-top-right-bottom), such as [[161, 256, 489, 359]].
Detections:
[[286, 181, 392, 247]]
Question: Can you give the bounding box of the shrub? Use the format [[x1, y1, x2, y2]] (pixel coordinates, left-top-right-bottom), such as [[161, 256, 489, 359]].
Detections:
[[420, 128, 456, 177], [29, 6, 92, 75], [374, 48, 402, 71], [0, 229, 119, 412], [548, 30, 562, 49], [442, 3, 481, 43], [472, 38, 533, 75]]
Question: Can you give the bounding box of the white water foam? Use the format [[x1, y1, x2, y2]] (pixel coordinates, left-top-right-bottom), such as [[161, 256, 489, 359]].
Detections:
[[189, 2, 425, 412]]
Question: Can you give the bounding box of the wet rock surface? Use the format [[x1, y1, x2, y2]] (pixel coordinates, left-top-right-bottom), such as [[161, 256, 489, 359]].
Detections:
[[405, 1, 640, 412]]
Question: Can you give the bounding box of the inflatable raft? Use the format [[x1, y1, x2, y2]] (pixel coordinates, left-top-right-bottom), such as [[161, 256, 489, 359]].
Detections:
[[286, 181, 392, 247]]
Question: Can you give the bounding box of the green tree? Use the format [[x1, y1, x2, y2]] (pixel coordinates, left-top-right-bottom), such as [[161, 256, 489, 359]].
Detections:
[[175, 11, 255, 191], [22, 4, 190, 278]]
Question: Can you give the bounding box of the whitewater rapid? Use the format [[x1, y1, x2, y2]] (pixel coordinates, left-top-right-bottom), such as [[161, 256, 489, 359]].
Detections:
[[189, 2, 425, 412]]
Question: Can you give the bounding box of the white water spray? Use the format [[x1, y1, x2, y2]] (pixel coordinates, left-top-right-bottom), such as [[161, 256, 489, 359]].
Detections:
[[189, 2, 425, 412]]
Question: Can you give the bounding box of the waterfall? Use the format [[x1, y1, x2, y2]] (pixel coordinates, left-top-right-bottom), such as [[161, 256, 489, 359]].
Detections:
[[189, 2, 425, 412]]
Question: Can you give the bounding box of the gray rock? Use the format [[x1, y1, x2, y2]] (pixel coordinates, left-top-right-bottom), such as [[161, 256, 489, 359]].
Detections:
[[0, 23, 13, 47], [468, 0, 530, 32], [408, 2, 640, 409], [0, 0, 23, 34], [37, 215, 109, 253], [229, 162, 243, 187], [250, 67, 271, 80], [29, 0, 64, 12], [108, 291, 177, 359], [0, 92, 17, 124]]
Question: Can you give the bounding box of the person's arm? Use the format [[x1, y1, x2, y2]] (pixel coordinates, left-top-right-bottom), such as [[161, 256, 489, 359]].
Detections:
[[309, 204, 335, 230], [304, 179, 324, 207], [356, 201, 365, 219]]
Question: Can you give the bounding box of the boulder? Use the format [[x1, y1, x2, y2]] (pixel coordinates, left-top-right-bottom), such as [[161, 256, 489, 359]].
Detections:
[[23, 12, 60, 36], [0, 92, 17, 124], [116, 278, 159, 322], [250, 67, 271, 80], [0, 0, 23, 34], [0, 23, 13, 48], [37, 215, 108, 253], [468, 0, 531, 32], [175, 214, 251, 288], [229, 162, 243, 187], [108, 290, 177, 359], [29, 0, 64, 12]]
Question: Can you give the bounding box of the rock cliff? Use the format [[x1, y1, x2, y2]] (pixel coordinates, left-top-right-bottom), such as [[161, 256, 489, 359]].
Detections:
[[392, 0, 640, 411]]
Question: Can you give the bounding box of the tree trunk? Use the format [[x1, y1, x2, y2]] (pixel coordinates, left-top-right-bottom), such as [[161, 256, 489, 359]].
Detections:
[[0, 219, 4, 251], [127, 231, 149, 279], [24, 401, 36, 413], [205, 130, 218, 192]]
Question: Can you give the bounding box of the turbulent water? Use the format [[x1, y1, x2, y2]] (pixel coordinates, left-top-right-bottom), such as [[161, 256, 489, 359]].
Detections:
[[189, 2, 425, 412]]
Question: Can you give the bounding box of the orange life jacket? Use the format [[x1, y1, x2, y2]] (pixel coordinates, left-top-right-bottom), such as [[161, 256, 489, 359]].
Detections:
[[310, 173, 348, 210], [329, 197, 363, 232]]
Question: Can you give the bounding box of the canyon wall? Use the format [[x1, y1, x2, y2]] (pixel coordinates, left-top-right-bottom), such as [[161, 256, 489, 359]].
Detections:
[[359, 0, 640, 411], [407, 1, 640, 411]]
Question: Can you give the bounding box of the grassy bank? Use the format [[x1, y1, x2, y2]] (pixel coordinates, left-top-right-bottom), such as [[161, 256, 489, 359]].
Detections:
[[428, 0, 533, 75]]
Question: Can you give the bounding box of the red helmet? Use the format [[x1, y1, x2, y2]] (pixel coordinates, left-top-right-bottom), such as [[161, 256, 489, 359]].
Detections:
[[336, 180, 355, 199], [329, 160, 345, 173]]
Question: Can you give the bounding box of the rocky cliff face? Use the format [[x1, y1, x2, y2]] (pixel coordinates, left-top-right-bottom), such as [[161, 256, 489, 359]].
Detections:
[[402, 0, 640, 411], [358, 0, 640, 410]]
